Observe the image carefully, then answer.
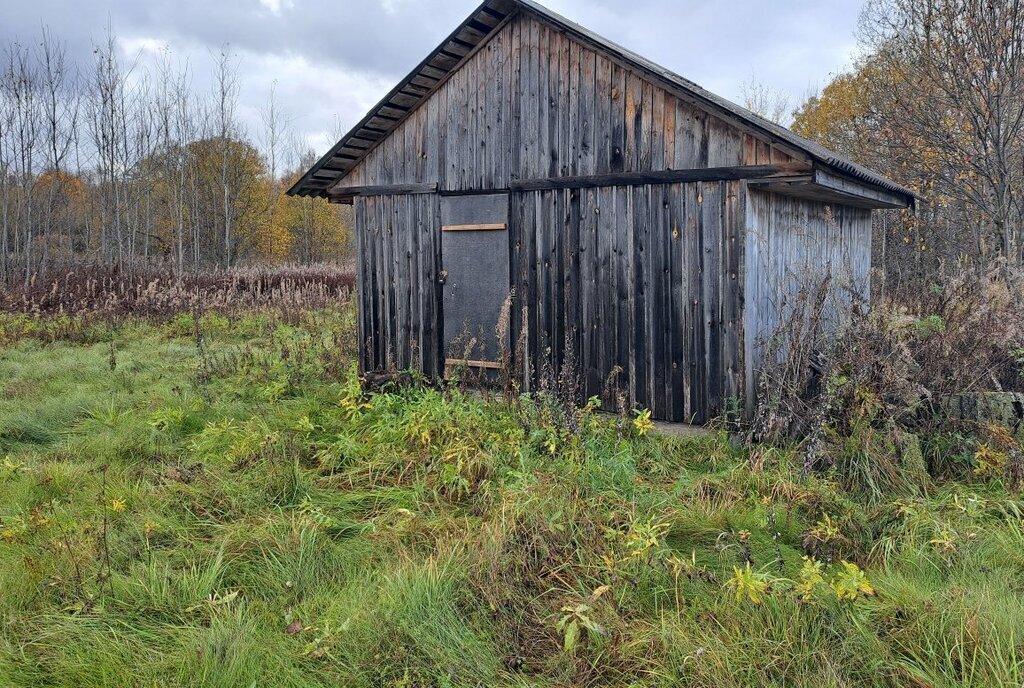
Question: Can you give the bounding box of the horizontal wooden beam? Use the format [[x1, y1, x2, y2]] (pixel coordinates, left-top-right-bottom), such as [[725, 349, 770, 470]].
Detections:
[[328, 182, 438, 199], [442, 222, 507, 231], [509, 163, 811, 192], [445, 358, 503, 370]]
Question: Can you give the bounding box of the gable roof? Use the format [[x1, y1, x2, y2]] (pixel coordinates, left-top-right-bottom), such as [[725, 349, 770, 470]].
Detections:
[[288, 0, 915, 207]]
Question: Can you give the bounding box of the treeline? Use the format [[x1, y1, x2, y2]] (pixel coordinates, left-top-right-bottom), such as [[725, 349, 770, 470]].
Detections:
[[791, 0, 1024, 293], [6, 1, 1021, 293], [0, 28, 350, 287]]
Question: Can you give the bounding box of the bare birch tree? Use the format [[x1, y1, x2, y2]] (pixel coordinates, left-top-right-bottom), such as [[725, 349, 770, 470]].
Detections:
[[212, 47, 240, 267], [38, 28, 78, 271], [2, 42, 42, 286], [155, 50, 199, 274], [740, 72, 791, 125], [260, 79, 290, 260], [87, 28, 123, 264], [0, 53, 12, 287]]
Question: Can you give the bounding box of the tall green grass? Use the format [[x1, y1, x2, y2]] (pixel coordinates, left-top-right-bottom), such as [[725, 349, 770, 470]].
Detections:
[[1, 305, 1022, 686]]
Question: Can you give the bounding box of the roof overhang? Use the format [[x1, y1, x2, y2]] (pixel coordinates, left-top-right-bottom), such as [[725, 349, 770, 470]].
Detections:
[[287, 0, 517, 198], [749, 165, 914, 210]]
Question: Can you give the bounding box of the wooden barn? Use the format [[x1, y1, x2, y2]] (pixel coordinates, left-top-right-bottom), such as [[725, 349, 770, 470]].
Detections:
[[287, 0, 915, 423]]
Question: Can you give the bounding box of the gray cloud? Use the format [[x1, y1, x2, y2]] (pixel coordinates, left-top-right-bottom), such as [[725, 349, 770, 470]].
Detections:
[[0, 0, 865, 164]]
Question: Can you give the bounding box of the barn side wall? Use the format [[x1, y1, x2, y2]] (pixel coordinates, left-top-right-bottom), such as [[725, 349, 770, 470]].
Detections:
[[511, 180, 744, 423], [743, 188, 873, 415]]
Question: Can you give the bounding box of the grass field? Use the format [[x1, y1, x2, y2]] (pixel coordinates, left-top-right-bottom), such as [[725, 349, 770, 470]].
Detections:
[[2, 304, 1024, 686]]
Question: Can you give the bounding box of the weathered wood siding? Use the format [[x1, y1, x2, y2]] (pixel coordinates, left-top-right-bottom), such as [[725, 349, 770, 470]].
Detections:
[[342, 9, 872, 423], [337, 13, 793, 193], [743, 189, 872, 413], [354, 193, 443, 377], [511, 181, 744, 423]]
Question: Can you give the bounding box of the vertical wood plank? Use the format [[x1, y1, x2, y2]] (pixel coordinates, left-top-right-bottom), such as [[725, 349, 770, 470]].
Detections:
[[579, 44, 596, 176], [610, 63, 626, 173], [537, 23, 551, 184], [547, 27, 562, 178], [595, 56, 612, 175], [614, 184, 630, 405], [668, 183, 685, 421]]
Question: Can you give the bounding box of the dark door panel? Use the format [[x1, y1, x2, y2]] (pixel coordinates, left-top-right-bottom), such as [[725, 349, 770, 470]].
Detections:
[[441, 194, 510, 368]]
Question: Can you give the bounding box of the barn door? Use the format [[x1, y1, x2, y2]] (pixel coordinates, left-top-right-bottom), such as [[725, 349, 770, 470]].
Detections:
[[441, 194, 510, 371]]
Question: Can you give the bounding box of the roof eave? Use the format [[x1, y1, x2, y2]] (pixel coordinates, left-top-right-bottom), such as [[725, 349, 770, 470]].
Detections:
[[286, 0, 517, 198]]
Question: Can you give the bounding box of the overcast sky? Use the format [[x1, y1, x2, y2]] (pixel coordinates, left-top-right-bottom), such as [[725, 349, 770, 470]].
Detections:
[[0, 0, 867, 163]]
